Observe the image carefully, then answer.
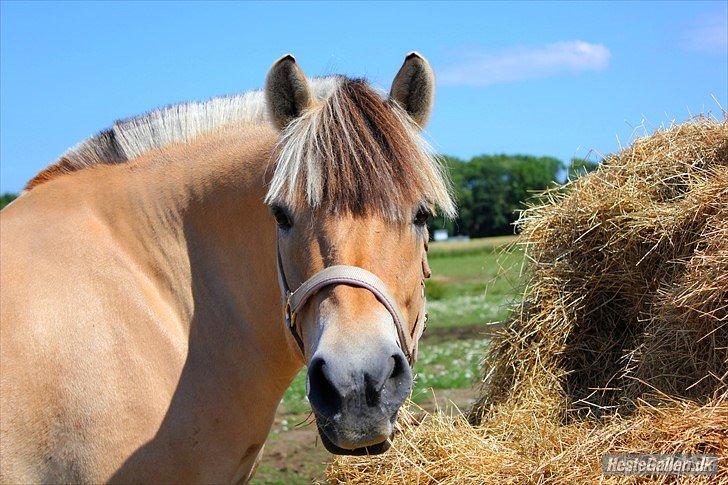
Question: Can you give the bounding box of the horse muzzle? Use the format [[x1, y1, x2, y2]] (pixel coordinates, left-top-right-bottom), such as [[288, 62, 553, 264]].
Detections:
[[307, 342, 412, 455]]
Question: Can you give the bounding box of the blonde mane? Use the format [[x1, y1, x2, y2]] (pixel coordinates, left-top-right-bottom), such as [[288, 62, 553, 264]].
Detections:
[[26, 77, 341, 190], [26, 77, 455, 221]]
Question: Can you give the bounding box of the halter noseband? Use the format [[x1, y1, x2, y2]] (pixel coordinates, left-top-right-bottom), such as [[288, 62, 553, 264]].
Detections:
[[276, 245, 427, 365]]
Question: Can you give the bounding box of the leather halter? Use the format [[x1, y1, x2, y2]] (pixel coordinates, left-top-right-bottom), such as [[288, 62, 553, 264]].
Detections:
[[276, 243, 427, 365]]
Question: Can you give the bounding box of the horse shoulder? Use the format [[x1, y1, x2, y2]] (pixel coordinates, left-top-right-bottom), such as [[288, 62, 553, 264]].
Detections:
[[0, 183, 188, 483]]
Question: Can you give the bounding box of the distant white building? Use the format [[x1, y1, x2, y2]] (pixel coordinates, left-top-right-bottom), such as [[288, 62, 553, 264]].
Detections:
[[433, 229, 449, 241]]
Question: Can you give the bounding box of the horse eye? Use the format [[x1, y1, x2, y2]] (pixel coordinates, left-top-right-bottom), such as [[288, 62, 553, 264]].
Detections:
[[413, 207, 431, 226], [271, 205, 293, 230]]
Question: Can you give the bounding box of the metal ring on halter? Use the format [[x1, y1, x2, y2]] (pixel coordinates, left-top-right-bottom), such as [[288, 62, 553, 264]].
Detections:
[[276, 243, 427, 365]]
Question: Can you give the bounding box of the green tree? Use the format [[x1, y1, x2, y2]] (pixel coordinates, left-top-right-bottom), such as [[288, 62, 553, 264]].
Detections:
[[568, 157, 600, 179], [0, 193, 17, 209], [439, 154, 563, 238]]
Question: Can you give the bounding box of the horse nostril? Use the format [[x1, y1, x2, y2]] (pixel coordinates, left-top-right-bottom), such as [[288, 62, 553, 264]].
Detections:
[[307, 357, 342, 418], [364, 373, 379, 407], [363, 358, 391, 408], [389, 352, 407, 381], [364, 353, 408, 408]]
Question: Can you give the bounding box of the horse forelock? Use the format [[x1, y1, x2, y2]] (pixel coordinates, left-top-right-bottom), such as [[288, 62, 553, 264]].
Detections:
[[265, 78, 455, 222]]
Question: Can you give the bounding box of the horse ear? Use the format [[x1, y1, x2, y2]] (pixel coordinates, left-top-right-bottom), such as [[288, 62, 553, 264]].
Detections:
[[265, 54, 313, 130], [389, 52, 435, 128]]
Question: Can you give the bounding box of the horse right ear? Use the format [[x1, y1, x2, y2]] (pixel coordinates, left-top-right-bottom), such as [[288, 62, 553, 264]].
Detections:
[[265, 54, 313, 130]]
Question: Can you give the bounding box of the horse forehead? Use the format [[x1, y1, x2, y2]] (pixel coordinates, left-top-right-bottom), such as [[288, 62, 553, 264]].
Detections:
[[312, 216, 408, 245]]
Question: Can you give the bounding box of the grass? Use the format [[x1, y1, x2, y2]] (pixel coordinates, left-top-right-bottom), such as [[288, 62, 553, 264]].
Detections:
[[281, 370, 310, 414], [410, 338, 489, 402], [426, 236, 522, 327], [427, 235, 515, 258], [254, 466, 315, 485]]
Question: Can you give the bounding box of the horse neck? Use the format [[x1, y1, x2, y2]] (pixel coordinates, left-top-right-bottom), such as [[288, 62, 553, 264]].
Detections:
[[102, 123, 302, 385]]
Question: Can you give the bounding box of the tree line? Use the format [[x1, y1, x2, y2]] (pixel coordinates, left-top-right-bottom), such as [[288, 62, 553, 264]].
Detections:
[[430, 155, 598, 238], [0, 156, 598, 236]]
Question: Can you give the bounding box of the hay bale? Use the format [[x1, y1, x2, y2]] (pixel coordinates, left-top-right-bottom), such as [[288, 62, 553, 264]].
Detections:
[[472, 117, 727, 420], [327, 117, 728, 483]]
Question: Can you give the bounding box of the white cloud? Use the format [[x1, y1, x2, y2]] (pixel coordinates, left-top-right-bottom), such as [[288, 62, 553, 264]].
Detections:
[[681, 9, 727, 54], [439, 41, 611, 87]]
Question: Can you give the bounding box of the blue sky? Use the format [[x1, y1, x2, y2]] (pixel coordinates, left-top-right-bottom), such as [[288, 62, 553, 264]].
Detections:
[[1, 1, 726, 193]]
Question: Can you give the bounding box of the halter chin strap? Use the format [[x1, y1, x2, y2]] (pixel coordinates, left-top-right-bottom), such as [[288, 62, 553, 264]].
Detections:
[[276, 246, 427, 365]]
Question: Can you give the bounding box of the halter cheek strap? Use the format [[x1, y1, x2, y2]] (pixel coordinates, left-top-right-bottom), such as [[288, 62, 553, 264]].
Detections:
[[276, 247, 427, 365]]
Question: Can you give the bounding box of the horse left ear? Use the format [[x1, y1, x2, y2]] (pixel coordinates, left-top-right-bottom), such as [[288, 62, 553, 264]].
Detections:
[[389, 52, 435, 128]]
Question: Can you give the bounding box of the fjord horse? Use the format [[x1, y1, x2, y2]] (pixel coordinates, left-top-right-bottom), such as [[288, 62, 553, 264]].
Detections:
[[0, 53, 454, 483]]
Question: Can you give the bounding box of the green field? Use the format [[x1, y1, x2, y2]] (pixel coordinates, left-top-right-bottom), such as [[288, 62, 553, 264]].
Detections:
[[256, 236, 523, 484], [426, 235, 523, 328]]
